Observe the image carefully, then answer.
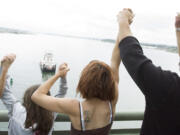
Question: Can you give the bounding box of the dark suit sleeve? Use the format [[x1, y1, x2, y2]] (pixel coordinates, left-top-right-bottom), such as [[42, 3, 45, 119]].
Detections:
[[119, 36, 180, 104]]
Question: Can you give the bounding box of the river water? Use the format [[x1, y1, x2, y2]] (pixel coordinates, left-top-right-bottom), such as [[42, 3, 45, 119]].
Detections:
[[0, 33, 179, 130]]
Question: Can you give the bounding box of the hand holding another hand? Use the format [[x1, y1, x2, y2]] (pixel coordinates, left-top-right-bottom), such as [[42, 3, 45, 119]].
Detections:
[[117, 8, 134, 26], [57, 63, 70, 78]]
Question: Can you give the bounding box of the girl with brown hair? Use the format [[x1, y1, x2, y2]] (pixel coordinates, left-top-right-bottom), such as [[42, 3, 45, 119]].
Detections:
[[0, 54, 69, 135]]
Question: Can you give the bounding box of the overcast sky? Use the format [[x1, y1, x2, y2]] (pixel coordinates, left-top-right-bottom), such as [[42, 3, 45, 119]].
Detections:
[[0, 0, 179, 45]]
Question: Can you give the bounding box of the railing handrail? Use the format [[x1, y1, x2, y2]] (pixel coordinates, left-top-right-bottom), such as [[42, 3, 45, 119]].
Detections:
[[0, 110, 144, 122], [0, 110, 144, 135]]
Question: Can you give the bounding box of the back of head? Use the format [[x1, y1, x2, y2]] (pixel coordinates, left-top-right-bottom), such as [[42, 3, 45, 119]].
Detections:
[[22, 84, 53, 135], [77, 60, 116, 101]]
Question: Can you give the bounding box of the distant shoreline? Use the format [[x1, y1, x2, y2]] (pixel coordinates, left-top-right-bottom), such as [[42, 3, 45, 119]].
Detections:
[[0, 27, 178, 54]]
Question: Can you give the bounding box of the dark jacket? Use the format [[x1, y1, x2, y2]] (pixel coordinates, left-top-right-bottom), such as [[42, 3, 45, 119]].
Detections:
[[119, 36, 180, 135]]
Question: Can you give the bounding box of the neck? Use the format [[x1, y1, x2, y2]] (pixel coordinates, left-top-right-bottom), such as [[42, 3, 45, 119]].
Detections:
[[85, 98, 106, 103]]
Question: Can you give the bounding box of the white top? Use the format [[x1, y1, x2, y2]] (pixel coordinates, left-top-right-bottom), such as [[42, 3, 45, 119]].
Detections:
[[0, 67, 68, 135]]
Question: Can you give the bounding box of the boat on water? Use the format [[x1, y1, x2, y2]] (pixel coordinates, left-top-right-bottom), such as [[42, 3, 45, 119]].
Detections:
[[40, 52, 56, 73]]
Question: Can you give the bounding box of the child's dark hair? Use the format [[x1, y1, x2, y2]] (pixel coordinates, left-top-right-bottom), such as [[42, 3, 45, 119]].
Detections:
[[22, 84, 54, 135]]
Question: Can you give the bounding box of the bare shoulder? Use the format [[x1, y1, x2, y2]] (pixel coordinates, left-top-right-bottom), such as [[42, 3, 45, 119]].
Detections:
[[57, 98, 80, 117]]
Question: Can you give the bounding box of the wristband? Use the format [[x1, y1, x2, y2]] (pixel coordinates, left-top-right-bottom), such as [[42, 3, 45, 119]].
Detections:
[[177, 28, 180, 31]]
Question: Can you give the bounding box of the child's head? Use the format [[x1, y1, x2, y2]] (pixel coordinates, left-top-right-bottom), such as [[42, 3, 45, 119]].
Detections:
[[22, 84, 54, 135]]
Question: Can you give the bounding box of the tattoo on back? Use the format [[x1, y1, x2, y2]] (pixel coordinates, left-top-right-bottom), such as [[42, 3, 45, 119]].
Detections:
[[84, 110, 90, 123]]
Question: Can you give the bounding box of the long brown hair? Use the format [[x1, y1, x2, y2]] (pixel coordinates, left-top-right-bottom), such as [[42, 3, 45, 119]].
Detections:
[[22, 84, 54, 135], [77, 60, 116, 101]]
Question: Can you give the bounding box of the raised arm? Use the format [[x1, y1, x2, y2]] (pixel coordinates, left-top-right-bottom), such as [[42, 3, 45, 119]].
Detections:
[[111, 8, 134, 82], [0, 54, 19, 117], [117, 9, 133, 44], [32, 63, 79, 116], [111, 35, 121, 84], [111, 9, 134, 105], [176, 13, 180, 68], [0, 54, 16, 97], [118, 10, 180, 104], [0, 66, 8, 97]]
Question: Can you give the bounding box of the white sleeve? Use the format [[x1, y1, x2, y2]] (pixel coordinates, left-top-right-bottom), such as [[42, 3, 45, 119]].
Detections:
[[55, 77, 68, 98], [53, 77, 68, 120], [1, 74, 19, 117]]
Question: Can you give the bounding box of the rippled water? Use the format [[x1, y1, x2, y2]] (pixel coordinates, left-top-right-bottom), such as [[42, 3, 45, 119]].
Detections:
[[0, 33, 179, 112], [0, 33, 179, 131]]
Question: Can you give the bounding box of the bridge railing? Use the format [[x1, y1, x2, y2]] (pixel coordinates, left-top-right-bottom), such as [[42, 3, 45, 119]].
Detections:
[[0, 110, 144, 135]]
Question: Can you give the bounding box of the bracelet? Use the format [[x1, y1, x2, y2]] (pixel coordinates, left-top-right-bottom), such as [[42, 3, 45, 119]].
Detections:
[[177, 28, 180, 31]]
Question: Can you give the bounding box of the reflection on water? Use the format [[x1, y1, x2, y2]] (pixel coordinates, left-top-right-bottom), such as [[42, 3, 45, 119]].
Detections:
[[0, 33, 179, 111], [41, 71, 55, 82]]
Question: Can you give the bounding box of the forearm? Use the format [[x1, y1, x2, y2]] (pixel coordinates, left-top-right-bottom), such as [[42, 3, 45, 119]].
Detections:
[[110, 21, 132, 83], [118, 21, 132, 43], [176, 30, 180, 56], [33, 74, 60, 97], [55, 77, 68, 98], [0, 68, 8, 97], [111, 35, 121, 83]]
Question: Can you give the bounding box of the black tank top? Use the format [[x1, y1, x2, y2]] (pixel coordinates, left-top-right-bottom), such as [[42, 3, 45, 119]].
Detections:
[[70, 101, 113, 135]]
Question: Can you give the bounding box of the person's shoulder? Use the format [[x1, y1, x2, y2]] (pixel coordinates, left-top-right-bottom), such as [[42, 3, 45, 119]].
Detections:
[[66, 98, 80, 107], [12, 102, 26, 117], [119, 36, 140, 46], [8, 114, 33, 135]]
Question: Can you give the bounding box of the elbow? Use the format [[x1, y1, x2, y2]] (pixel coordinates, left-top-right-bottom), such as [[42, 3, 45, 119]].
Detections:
[[115, 77, 119, 84], [31, 90, 44, 103], [31, 92, 37, 102], [112, 70, 119, 84], [31, 93, 34, 101]]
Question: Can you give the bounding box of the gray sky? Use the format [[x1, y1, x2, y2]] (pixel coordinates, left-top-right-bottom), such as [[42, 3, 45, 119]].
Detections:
[[0, 0, 179, 45]]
